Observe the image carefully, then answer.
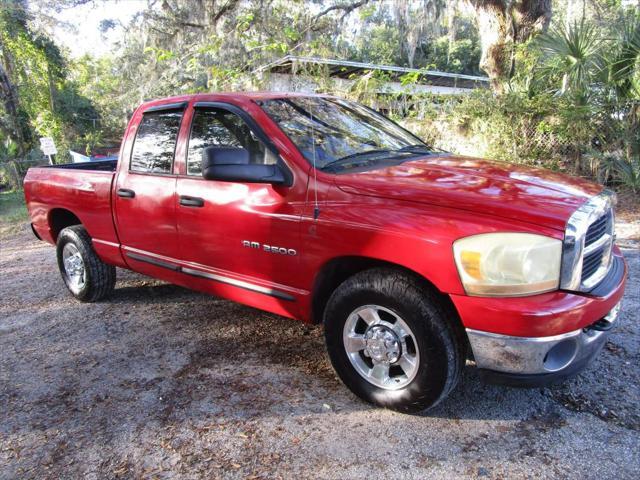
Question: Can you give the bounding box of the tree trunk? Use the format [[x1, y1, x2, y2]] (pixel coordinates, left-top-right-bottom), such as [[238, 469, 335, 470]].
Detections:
[[47, 62, 56, 114], [467, 0, 552, 92], [470, 1, 511, 92], [447, 0, 458, 64], [512, 0, 553, 42], [628, 102, 640, 161], [0, 60, 26, 155]]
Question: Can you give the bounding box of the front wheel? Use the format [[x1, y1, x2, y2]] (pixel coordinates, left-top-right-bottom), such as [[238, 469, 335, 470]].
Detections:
[[56, 225, 116, 302], [324, 268, 464, 413]]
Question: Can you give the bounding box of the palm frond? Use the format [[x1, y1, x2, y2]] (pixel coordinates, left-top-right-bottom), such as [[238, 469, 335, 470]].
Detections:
[[536, 19, 604, 95], [610, 13, 640, 100]]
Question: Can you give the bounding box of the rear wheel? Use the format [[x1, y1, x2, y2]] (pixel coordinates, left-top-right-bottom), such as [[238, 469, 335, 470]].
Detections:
[[56, 225, 115, 302], [324, 268, 463, 412]]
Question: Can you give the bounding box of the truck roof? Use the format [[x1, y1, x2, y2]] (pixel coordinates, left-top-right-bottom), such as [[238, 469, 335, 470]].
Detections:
[[139, 91, 326, 111]]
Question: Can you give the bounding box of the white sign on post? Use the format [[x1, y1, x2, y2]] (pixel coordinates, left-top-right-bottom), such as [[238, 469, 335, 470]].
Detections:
[[39, 137, 57, 164]]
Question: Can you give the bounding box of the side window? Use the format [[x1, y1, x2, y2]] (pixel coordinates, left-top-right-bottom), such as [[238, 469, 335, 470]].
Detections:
[[130, 110, 183, 174], [187, 108, 276, 176]]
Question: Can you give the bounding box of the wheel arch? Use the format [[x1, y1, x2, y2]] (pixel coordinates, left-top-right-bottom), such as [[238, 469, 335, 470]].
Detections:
[[311, 255, 465, 336], [48, 208, 82, 242]]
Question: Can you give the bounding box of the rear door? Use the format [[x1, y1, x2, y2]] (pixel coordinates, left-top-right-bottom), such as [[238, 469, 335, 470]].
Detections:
[[114, 103, 185, 265]]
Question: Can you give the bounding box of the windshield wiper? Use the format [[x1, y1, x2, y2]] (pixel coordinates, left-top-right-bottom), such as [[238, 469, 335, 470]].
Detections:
[[319, 146, 436, 172], [397, 144, 433, 153], [320, 149, 395, 171]]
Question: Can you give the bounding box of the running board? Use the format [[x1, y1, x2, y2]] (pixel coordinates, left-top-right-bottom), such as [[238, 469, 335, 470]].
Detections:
[[125, 251, 295, 301]]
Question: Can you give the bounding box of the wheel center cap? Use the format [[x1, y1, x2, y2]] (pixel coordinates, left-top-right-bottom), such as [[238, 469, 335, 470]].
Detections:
[[364, 325, 401, 364], [65, 256, 83, 275]]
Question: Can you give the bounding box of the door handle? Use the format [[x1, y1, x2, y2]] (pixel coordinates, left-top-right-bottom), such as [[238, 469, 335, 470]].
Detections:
[[179, 195, 205, 207], [117, 188, 135, 199]]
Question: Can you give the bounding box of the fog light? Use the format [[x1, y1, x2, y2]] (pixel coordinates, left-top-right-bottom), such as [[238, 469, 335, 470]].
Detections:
[[543, 338, 578, 372]]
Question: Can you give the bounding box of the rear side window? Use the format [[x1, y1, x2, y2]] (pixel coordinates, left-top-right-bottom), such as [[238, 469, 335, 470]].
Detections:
[[186, 108, 275, 176], [130, 110, 183, 174]]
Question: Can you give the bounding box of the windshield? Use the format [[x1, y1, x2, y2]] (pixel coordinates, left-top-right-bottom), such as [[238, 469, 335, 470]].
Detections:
[[258, 97, 431, 171]]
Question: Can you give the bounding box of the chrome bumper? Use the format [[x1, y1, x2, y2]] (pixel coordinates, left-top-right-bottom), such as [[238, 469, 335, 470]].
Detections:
[[467, 302, 620, 376]]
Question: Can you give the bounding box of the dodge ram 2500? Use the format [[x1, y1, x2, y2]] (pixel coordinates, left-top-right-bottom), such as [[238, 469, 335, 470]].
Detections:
[[24, 93, 627, 412]]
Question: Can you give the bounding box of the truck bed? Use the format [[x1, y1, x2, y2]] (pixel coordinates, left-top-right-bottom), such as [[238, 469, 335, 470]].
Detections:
[[23, 162, 121, 265]]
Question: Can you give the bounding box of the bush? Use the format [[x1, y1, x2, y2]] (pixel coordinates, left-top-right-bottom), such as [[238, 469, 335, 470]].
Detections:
[[396, 90, 585, 171], [595, 153, 640, 193]]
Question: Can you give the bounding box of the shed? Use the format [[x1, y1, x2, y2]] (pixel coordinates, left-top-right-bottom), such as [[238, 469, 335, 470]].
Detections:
[[253, 55, 490, 95]]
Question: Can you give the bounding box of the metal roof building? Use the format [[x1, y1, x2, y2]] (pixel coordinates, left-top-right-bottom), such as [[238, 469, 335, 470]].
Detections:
[[253, 55, 489, 95]]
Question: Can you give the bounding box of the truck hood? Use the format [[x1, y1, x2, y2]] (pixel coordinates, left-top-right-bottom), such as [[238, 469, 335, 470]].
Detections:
[[334, 155, 603, 231]]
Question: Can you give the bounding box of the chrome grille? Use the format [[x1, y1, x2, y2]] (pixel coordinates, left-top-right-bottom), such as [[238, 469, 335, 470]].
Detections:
[[581, 248, 605, 281], [584, 213, 610, 247], [560, 191, 615, 292]]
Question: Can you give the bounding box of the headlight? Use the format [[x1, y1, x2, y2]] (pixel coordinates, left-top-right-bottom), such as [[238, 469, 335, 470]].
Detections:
[[453, 233, 562, 297]]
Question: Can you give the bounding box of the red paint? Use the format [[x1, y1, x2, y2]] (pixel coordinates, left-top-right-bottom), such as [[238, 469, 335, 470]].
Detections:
[[23, 93, 626, 337]]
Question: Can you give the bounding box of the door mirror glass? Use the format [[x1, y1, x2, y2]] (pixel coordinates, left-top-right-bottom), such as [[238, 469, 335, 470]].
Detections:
[[201, 146, 287, 185]]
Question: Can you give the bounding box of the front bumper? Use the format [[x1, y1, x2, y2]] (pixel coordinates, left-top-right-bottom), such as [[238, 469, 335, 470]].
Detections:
[[459, 252, 626, 387], [468, 302, 620, 387]]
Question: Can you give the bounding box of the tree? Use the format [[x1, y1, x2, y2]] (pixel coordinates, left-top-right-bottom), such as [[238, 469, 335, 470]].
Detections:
[[0, 56, 27, 155], [609, 11, 640, 162], [467, 0, 552, 92], [394, 0, 445, 68], [0, 0, 98, 161]]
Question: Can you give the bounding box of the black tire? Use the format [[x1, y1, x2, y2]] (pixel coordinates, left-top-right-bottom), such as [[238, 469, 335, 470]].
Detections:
[[56, 225, 116, 302], [324, 268, 463, 413]]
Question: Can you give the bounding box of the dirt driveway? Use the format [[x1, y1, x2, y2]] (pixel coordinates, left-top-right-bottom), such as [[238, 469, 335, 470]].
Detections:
[[1, 224, 638, 479]]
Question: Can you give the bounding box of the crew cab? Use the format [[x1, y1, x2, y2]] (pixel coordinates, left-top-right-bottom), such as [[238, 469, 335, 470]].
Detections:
[[23, 93, 627, 411]]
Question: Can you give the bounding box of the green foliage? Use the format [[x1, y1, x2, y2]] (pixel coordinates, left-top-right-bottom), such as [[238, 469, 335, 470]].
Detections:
[[343, 5, 481, 75], [71, 55, 124, 141], [1, 0, 487, 151], [352, 24, 403, 65], [611, 156, 640, 192], [421, 35, 481, 76], [348, 70, 393, 103], [609, 13, 640, 99], [0, 138, 18, 161], [596, 153, 640, 192], [443, 38, 481, 74], [536, 20, 604, 97], [0, 0, 99, 162], [144, 47, 176, 63], [489, 9, 640, 189], [441, 89, 571, 167]]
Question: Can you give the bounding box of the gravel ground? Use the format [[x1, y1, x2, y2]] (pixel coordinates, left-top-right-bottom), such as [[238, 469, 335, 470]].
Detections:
[[1, 222, 638, 480]]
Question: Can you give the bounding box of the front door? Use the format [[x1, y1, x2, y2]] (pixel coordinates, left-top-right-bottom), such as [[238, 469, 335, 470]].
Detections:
[[175, 105, 302, 296], [114, 105, 184, 264]]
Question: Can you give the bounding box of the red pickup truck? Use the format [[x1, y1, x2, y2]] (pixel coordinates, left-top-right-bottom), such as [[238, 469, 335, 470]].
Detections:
[[24, 93, 626, 412]]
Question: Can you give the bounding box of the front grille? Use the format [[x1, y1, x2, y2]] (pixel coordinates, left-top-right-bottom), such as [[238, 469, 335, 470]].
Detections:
[[580, 209, 614, 287], [584, 213, 609, 247], [581, 249, 605, 281], [561, 191, 615, 292]]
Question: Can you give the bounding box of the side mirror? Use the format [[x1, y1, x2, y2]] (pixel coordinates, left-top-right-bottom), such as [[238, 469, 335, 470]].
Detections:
[[201, 146, 289, 185]]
